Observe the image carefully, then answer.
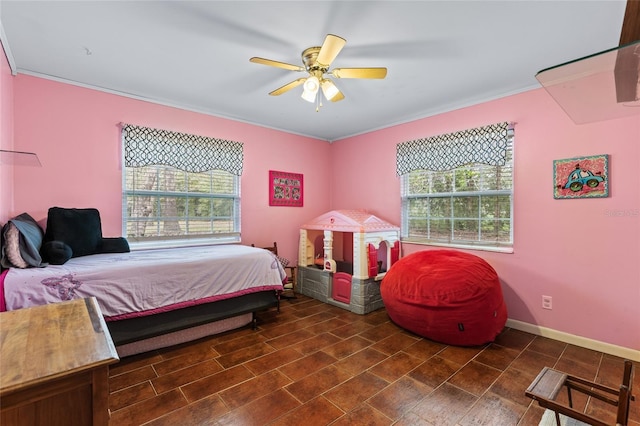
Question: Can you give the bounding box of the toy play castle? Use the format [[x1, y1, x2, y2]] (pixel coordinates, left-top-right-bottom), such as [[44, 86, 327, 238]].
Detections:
[[297, 210, 400, 314]]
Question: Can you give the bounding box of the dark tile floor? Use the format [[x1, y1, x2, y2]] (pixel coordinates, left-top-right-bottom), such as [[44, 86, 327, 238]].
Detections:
[[108, 295, 639, 426]]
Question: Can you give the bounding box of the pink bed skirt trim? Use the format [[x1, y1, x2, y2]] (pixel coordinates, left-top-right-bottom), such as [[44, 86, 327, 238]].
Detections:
[[104, 284, 283, 322], [0, 270, 7, 312]]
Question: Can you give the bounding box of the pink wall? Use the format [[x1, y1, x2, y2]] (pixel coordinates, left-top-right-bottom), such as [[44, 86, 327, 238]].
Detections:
[[0, 42, 14, 223], [331, 89, 640, 351], [6, 71, 640, 352], [10, 75, 331, 263]]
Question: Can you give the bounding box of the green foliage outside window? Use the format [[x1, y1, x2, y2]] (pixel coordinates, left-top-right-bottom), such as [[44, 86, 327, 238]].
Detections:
[[124, 165, 239, 241], [402, 161, 512, 248]]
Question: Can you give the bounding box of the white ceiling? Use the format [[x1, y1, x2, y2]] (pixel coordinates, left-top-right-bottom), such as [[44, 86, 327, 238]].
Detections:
[[0, 1, 628, 141]]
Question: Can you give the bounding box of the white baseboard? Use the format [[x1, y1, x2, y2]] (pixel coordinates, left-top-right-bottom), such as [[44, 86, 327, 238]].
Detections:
[[506, 319, 640, 362]]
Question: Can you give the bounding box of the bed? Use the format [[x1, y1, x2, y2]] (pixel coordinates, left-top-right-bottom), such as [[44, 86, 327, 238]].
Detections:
[[0, 244, 285, 356]]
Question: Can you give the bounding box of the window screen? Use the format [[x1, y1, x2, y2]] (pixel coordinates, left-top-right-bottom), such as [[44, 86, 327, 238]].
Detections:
[[398, 123, 513, 250]]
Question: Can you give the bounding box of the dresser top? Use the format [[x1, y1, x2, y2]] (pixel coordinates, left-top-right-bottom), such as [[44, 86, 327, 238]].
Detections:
[[0, 297, 119, 394]]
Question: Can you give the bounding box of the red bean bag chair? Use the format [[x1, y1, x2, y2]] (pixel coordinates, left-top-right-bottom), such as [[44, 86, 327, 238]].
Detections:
[[381, 249, 507, 346]]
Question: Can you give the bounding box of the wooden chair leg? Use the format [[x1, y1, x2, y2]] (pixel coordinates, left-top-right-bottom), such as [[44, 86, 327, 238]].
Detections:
[[567, 387, 573, 408]]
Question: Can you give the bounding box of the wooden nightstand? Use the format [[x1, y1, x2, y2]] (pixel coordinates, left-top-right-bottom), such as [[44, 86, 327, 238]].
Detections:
[[0, 297, 119, 426]]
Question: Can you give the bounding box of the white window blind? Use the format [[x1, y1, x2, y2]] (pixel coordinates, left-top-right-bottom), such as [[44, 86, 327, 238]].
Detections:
[[122, 124, 243, 247], [399, 122, 514, 251]]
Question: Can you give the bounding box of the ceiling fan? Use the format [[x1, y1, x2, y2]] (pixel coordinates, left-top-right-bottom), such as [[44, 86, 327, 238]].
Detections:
[[250, 34, 387, 109]]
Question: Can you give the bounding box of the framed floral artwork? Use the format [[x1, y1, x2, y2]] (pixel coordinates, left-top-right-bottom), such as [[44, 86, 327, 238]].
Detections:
[[553, 154, 609, 199], [269, 170, 303, 207]]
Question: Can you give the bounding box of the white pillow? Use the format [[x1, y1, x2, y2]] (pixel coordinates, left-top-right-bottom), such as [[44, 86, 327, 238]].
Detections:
[[5, 223, 29, 268]]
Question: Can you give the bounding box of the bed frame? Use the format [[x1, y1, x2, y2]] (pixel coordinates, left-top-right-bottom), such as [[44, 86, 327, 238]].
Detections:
[[106, 291, 280, 347]]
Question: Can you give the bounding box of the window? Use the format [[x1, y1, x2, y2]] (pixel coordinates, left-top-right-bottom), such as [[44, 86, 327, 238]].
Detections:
[[122, 124, 243, 247], [398, 122, 513, 251]]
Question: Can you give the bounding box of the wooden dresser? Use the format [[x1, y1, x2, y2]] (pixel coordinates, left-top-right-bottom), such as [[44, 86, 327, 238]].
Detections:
[[0, 297, 119, 425]]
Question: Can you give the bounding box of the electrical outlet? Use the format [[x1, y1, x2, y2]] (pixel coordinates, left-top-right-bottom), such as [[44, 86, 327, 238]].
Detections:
[[542, 295, 552, 310]]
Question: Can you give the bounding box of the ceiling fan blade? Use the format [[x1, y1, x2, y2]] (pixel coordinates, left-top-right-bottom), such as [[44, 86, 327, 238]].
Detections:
[[269, 78, 307, 96], [331, 67, 388, 79], [316, 34, 347, 67], [330, 90, 345, 102], [250, 57, 305, 72]]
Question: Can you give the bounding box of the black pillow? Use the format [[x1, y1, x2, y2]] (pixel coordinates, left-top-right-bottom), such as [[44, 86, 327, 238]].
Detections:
[[41, 240, 73, 265], [44, 207, 102, 258], [99, 237, 130, 254]]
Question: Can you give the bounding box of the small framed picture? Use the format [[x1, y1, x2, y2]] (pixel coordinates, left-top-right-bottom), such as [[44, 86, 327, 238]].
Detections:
[[269, 170, 303, 207], [553, 154, 609, 199]]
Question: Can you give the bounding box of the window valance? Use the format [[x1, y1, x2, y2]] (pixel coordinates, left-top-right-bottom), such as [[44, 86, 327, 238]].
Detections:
[[396, 122, 513, 176], [122, 124, 244, 175]]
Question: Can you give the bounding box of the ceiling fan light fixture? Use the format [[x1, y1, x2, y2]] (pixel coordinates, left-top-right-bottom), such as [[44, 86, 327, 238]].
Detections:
[[301, 76, 320, 102], [321, 79, 340, 100], [251, 33, 387, 107], [301, 89, 316, 103], [303, 76, 319, 92]]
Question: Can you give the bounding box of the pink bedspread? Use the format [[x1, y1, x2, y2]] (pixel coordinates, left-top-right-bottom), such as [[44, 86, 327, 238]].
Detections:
[[1, 244, 285, 320]]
